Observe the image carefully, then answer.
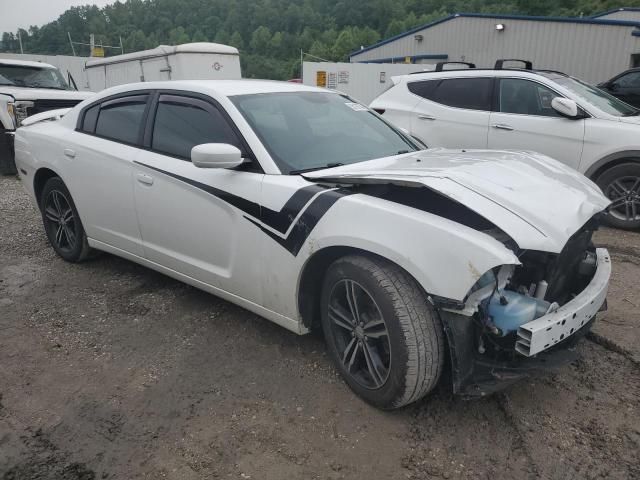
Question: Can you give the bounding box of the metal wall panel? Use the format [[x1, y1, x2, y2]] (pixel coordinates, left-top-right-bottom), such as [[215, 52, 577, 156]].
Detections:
[[596, 11, 640, 22], [302, 61, 434, 104], [351, 17, 640, 83]]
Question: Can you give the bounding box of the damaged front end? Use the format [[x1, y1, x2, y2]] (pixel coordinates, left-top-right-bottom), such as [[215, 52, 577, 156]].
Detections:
[[439, 215, 611, 397]]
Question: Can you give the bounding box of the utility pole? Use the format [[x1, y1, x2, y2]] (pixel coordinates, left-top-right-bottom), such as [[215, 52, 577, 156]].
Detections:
[[90, 33, 95, 57], [68, 32, 76, 56], [17, 31, 24, 54], [119, 36, 124, 54]]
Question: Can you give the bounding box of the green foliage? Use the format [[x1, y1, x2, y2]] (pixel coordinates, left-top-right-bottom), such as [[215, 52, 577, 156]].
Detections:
[[2, 0, 639, 79]]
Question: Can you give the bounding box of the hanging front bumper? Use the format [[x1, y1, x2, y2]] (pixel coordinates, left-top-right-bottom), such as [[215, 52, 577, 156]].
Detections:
[[516, 248, 611, 357]]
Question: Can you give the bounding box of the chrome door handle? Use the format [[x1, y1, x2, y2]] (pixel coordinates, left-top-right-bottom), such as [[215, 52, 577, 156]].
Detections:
[[492, 123, 514, 131], [63, 148, 76, 158], [418, 114, 436, 120], [136, 173, 154, 185]]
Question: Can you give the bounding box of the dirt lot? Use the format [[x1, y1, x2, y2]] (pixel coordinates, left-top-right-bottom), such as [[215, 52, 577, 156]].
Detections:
[[1, 175, 639, 480]]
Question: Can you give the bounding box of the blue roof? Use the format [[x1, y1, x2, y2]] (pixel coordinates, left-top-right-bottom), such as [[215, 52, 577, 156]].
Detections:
[[350, 12, 640, 59], [590, 7, 640, 19]]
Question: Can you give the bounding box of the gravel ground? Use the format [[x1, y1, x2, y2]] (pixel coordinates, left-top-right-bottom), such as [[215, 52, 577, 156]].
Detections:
[[1, 175, 639, 480]]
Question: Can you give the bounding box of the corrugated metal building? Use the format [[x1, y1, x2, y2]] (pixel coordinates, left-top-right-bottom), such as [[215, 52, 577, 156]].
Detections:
[[349, 8, 640, 83]]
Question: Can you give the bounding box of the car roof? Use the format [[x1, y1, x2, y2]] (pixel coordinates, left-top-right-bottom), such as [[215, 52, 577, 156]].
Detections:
[[401, 68, 555, 82], [0, 58, 57, 69], [93, 79, 331, 98]]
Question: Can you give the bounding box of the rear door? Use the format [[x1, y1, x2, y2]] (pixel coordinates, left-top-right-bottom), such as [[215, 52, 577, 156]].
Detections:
[[487, 78, 585, 169], [408, 77, 492, 148], [66, 94, 149, 256], [133, 92, 264, 302]]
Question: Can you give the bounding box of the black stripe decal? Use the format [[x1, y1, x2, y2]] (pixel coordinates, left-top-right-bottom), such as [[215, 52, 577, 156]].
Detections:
[[245, 188, 352, 256], [134, 161, 261, 218], [134, 161, 351, 255], [260, 185, 329, 233]]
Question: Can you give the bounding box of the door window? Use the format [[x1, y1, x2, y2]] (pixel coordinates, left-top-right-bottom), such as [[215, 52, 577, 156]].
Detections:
[[499, 78, 560, 117], [151, 97, 241, 160], [613, 71, 640, 88], [408, 78, 492, 111], [94, 96, 148, 144]]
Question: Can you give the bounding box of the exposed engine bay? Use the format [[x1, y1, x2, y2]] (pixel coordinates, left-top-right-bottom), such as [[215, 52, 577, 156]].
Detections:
[[465, 219, 600, 360]]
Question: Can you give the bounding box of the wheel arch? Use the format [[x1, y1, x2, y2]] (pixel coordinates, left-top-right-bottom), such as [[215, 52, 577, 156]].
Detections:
[[33, 167, 61, 207], [297, 246, 434, 330], [584, 151, 640, 181]]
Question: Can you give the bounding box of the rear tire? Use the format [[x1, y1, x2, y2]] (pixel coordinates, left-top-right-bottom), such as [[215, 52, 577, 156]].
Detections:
[[320, 255, 444, 409], [596, 162, 640, 230], [39, 177, 93, 262]]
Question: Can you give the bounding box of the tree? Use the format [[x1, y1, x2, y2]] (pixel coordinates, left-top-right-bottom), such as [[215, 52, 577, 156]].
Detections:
[[229, 31, 244, 50], [168, 26, 190, 45], [250, 26, 272, 54]]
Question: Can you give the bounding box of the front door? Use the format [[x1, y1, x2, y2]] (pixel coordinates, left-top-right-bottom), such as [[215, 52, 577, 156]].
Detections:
[[487, 78, 585, 170], [133, 93, 264, 302]]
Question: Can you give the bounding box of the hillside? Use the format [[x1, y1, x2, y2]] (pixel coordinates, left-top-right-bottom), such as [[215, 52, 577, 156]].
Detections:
[[2, 0, 639, 79]]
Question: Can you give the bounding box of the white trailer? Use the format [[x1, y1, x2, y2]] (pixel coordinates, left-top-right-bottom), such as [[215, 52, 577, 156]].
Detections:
[[85, 42, 241, 91], [302, 61, 434, 105]]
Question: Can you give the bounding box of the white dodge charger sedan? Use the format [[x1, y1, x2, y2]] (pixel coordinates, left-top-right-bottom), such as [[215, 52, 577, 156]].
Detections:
[[15, 80, 611, 408]]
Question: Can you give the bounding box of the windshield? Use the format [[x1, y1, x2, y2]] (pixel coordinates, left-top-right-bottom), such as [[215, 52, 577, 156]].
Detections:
[[231, 92, 418, 174], [0, 65, 70, 90], [541, 73, 637, 116]]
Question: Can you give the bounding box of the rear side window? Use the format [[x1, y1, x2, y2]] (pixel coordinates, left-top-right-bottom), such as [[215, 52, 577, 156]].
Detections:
[[94, 96, 148, 144], [408, 78, 492, 111], [151, 98, 240, 159]]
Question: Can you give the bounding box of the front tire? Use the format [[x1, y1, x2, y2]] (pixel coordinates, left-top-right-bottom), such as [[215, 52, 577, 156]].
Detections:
[[320, 255, 444, 409], [39, 177, 92, 262], [596, 162, 640, 230]]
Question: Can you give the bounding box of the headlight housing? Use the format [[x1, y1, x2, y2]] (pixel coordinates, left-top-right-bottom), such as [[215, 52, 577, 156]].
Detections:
[[12, 101, 34, 127]]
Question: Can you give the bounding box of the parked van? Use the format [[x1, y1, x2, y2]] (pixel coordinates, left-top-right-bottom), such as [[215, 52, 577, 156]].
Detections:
[[85, 42, 241, 90]]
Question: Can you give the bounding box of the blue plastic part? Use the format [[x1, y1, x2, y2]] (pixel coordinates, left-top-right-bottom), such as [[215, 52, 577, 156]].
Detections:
[[488, 290, 549, 336]]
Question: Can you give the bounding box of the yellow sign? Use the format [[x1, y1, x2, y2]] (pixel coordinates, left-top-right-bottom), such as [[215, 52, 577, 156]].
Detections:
[[316, 71, 327, 87], [404, 56, 411, 64], [92, 46, 105, 57]]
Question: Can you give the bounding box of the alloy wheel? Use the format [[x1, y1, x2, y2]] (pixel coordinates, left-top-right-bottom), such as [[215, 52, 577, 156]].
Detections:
[[605, 176, 640, 222], [327, 279, 391, 389], [43, 190, 77, 252]]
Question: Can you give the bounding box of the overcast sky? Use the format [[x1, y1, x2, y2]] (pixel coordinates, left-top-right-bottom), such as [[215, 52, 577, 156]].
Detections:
[[0, 0, 114, 34]]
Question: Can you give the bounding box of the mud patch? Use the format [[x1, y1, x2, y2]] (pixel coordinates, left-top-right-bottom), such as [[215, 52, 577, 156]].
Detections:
[[1, 428, 97, 480]]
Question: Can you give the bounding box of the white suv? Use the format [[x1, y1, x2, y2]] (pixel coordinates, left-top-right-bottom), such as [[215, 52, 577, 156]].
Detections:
[[370, 62, 640, 229]]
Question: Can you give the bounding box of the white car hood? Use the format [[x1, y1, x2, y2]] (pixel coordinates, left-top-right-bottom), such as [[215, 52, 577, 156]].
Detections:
[[304, 149, 610, 253], [0, 86, 93, 101]]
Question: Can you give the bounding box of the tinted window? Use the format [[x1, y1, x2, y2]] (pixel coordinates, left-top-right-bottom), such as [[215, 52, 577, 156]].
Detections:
[[81, 105, 99, 133], [499, 78, 560, 117], [95, 97, 147, 144], [408, 80, 438, 100], [152, 100, 240, 159], [408, 78, 491, 111], [614, 71, 640, 88]]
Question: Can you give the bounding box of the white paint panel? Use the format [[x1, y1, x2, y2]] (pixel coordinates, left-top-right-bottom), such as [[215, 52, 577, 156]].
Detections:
[[302, 61, 434, 105]]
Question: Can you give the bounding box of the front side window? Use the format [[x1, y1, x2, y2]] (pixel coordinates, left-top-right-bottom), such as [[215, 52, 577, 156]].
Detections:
[[408, 78, 492, 111], [151, 98, 241, 159], [0, 65, 69, 90], [499, 78, 560, 117], [540, 72, 637, 117], [94, 96, 148, 144], [231, 92, 418, 174]]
